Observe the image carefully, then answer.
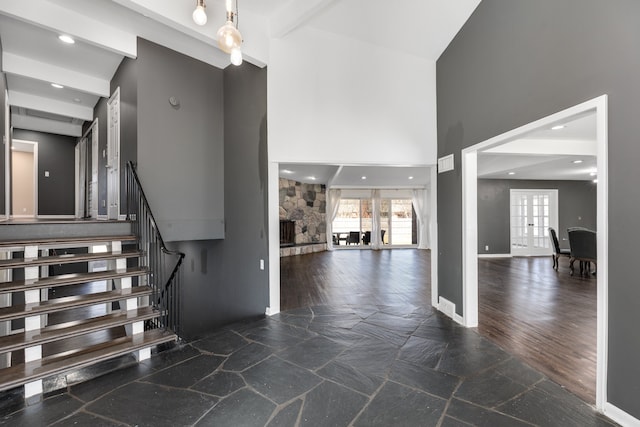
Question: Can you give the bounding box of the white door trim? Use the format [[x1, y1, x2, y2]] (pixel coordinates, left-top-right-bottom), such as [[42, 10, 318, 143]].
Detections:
[[3, 87, 9, 220], [460, 95, 608, 411]]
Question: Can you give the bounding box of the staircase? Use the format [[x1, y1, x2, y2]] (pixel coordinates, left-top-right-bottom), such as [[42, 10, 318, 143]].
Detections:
[[0, 163, 184, 404]]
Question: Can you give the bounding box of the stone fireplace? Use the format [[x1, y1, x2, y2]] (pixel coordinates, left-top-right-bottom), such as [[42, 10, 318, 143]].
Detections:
[[279, 178, 328, 256]]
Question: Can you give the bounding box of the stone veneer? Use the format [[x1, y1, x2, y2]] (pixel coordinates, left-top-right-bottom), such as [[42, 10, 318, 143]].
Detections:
[[280, 243, 328, 257], [279, 178, 327, 250]]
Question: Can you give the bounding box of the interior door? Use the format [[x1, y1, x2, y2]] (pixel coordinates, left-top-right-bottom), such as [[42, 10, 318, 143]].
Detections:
[[107, 88, 120, 220], [510, 189, 558, 256]]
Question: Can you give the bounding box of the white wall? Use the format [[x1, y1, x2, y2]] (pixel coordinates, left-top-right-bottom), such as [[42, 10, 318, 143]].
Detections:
[[267, 26, 437, 165]]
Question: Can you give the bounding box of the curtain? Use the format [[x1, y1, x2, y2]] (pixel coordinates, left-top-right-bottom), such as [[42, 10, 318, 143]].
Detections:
[[371, 189, 382, 250], [412, 189, 430, 249], [326, 189, 341, 251]]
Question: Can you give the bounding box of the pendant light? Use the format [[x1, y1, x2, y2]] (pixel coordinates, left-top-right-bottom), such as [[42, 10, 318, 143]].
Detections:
[[192, 0, 207, 26], [217, 0, 243, 65]]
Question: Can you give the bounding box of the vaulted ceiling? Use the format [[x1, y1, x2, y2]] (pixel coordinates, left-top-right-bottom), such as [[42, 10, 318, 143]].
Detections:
[[0, 0, 481, 137]]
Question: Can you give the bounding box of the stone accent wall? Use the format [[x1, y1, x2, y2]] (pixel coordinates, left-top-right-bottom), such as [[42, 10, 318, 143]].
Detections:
[[279, 178, 327, 246]]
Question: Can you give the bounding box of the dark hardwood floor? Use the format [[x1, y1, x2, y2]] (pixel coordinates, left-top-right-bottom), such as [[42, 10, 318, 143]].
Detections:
[[478, 256, 596, 404], [280, 250, 596, 405], [280, 249, 431, 310]]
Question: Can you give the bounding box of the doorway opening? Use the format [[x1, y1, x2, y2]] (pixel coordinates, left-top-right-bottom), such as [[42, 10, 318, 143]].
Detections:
[[461, 95, 608, 409], [76, 119, 99, 218], [11, 139, 38, 218], [268, 162, 439, 315]]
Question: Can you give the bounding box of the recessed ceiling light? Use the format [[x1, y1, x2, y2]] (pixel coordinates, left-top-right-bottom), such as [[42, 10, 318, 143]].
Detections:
[[51, 83, 64, 89], [572, 160, 583, 164], [551, 125, 565, 130], [508, 172, 516, 175], [408, 176, 414, 180], [589, 172, 597, 176], [593, 179, 598, 183], [73, 98, 82, 103], [307, 176, 316, 181], [281, 169, 294, 174], [361, 176, 367, 180], [58, 34, 75, 44]]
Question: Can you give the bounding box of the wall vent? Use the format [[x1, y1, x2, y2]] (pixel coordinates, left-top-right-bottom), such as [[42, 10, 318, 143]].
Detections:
[[438, 154, 454, 173], [438, 296, 456, 318]]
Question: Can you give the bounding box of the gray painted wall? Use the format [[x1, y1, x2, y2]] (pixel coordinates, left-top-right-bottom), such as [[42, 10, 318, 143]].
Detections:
[[12, 129, 76, 215], [173, 62, 269, 339], [137, 39, 224, 241], [478, 179, 597, 254], [94, 38, 268, 339], [437, 0, 640, 417]]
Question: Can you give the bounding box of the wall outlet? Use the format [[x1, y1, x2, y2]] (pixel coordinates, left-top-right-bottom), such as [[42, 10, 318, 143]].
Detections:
[[259, 259, 265, 270], [485, 245, 489, 251]]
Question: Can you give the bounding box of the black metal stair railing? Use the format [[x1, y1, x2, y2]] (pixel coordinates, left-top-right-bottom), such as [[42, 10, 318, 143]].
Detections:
[[125, 161, 185, 339]]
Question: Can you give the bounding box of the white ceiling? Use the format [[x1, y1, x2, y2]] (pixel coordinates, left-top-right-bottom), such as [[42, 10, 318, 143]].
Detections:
[[0, 0, 481, 137], [478, 112, 598, 181], [279, 163, 431, 187]]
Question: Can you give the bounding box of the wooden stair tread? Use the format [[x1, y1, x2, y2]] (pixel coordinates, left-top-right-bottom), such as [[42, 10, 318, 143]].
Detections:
[[0, 249, 142, 269], [0, 307, 159, 354], [0, 329, 176, 392], [0, 286, 153, 322], [0, 235, 137, 250], [0, 267, 148, 294]]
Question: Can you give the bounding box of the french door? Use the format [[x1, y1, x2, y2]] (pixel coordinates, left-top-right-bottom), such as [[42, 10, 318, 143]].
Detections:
[[510, 189, 558, 256]]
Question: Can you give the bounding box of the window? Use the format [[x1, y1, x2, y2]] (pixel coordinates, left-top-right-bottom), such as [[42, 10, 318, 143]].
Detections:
[[332, 195, 416, 247]]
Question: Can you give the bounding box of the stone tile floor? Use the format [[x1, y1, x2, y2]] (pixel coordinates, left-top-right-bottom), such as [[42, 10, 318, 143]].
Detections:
[[0, 304, 617, 426]]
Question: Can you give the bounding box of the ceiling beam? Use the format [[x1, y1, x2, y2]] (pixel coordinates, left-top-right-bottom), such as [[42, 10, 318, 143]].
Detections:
[[269, 0, 339, 39], [3, 53, 110, 97], [484, 139, 597, 156], [11, 113, 82, 137], [0, 0, 137, 58], [9, 91, 94, 122]]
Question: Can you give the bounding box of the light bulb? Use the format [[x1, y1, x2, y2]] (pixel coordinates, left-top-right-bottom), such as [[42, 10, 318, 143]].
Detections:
[[230, 48, 243, 66], [192, 5, 207, 25], [216, 21, 242, 54]]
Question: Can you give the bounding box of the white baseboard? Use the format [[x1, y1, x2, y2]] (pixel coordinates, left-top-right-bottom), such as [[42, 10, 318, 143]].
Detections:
[[265, 306, 280, 316], [478, 253, 512, 258], [603, 402, 640, 427], [37, 215, 75, 219]]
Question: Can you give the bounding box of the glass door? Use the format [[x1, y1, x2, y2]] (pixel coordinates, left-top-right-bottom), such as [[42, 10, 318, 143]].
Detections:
[[510, 189, 558, 256]]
